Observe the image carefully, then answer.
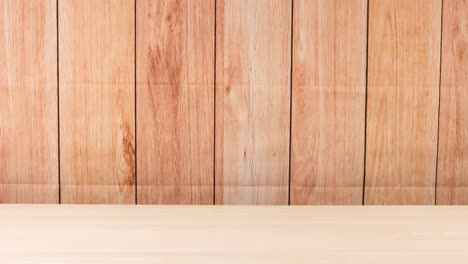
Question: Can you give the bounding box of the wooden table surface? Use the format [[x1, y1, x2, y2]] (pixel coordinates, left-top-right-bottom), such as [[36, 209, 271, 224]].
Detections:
[[1, 206, 467, 263]]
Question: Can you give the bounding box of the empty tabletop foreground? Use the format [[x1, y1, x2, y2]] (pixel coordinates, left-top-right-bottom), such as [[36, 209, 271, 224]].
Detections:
[[0, 205, 467, 263]]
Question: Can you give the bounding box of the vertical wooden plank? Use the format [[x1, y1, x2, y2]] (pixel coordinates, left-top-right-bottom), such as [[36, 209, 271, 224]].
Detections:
[[291, 0, 367, 205], [365, 0, 441, 205], [59, 0, 135, 204], [215, 0, 291, 205], [0, 0, 58, 203], [136, 0, 214, 204], [437, 0, 468, 204]]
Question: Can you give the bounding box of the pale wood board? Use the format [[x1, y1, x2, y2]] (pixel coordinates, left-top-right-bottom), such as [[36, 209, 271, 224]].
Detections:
[[291, 0, 367, 205], [59, 0, 135, 203], [437, 0, 468, 204], [136, 0, 214, 205], [215, 0, 291, 205], [365, 0, 441, 205], [1, 205, 468, 263], [0, 0, 58, 203]]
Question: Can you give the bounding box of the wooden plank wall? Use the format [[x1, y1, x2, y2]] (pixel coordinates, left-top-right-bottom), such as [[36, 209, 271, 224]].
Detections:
[[365, 0, 442, 205], [215, 0, 291, 205], [59, 0, 135, 204], [1, 0, 467, 205], [0, 0, 58, 203], [437, 0, 468, 205], [291, 0, 367, 205], [136, 0, 214, 205]]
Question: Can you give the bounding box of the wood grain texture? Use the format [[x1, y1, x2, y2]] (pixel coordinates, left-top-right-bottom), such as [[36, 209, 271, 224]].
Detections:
[[136, 0, 214, 204], [2, 206, 468, 263], [291, 0, 367, 205], [365, 0, 441, 205], [437, 0, 468, 205], [0, 0, 58, 203], [215, 0, 291, 205], [59, 0, 135, 204]]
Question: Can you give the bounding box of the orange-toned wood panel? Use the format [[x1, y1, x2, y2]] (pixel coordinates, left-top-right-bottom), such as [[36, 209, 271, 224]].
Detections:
[[437, 0, 468, 204], [215, 0, 291, 204], [136, 0, 214, 204], [291, 0, 367, 205], [59, 0, 135, 203], [365, 0, 441, 205], [0, 0, 58, 203]]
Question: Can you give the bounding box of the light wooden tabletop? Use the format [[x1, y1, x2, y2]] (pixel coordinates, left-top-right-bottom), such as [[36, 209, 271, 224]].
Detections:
[[1, 205, 467, 263]]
